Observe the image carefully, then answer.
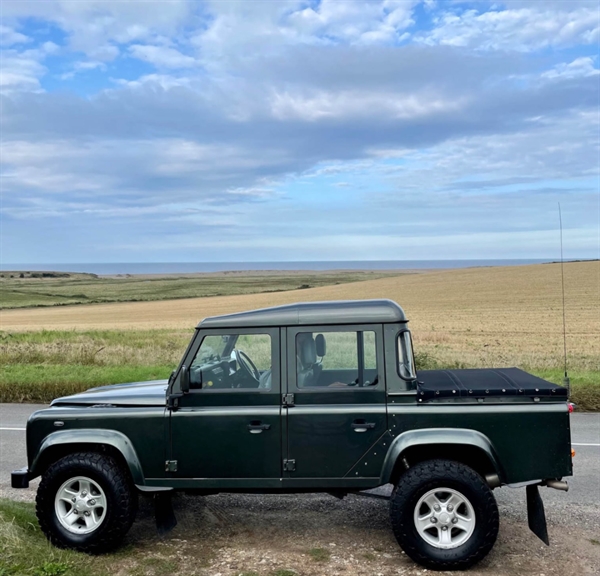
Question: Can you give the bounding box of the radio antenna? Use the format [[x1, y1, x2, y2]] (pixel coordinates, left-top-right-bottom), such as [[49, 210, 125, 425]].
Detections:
[[558, 203, 570, 397]]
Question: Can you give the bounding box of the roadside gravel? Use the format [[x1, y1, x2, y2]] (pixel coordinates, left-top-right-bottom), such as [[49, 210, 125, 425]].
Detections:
[[108, 491, 600, 576]]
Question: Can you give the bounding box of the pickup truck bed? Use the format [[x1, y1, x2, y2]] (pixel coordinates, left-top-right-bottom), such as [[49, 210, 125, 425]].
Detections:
[[416, 368, 568, 401]]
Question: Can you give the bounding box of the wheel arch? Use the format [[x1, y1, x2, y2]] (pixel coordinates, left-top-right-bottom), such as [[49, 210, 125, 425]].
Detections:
[[380, 428, 503, 486], [30, 429, 145, 486]]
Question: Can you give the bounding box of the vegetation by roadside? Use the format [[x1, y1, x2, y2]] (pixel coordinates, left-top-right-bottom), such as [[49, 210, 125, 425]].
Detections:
[[0, 498, 106, 576], [0, 329, 597, 409], [0, 270, 401, 310]]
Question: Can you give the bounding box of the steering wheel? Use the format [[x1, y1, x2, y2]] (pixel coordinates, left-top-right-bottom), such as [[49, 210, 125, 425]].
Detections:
[[233, 349, 260, 383]]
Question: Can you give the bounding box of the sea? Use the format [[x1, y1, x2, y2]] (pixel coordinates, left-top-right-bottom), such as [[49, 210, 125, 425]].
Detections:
[[0, 259, 557, 275]]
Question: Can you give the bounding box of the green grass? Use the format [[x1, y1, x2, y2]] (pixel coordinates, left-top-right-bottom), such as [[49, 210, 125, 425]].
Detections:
[[0, 499, 192, 576], [0, 270, 398, 310], [0, 499, 106, 576], [530, 369, 600, 412], [0, 365, 173, 403]]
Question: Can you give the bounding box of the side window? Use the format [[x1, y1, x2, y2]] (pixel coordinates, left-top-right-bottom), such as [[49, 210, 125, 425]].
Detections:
[[190, 333, 272, 391], [296, 330, 378, 389]]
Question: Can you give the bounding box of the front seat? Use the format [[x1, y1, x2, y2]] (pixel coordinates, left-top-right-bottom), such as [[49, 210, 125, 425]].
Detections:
[[297, 333, 319, 387]]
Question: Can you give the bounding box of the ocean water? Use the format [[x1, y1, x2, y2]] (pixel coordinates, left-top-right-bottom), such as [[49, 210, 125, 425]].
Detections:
[[1, 259, 555, 275]]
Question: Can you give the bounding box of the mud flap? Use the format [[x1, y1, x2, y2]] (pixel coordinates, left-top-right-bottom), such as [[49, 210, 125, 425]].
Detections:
[[526, 484, 549, 545], [154, 492, 177, 536]]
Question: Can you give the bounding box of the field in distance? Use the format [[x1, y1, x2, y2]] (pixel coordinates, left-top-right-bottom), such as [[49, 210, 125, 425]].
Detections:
[[0, 261, 597, 409], [0, 269, 405, 309]]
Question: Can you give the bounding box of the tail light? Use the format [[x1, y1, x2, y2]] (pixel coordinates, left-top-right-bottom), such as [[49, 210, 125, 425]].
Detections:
[[568, 402, 575, 413]]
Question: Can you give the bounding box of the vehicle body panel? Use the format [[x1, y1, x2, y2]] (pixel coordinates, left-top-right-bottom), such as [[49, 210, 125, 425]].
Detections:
[[26, 406, 167, 482]]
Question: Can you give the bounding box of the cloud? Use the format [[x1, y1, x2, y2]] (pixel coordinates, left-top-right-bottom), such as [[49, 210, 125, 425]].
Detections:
[[0, 1, 598, 261], [60, 60, 108, 80], [128, 44, 197, 69], [418, 5, 599, 51], [269, 88, 468, 121], [1, 0, 193, 55], [541, 57, 600, 81], [0, 42, 58, 92], [0, 25, 29, 46]]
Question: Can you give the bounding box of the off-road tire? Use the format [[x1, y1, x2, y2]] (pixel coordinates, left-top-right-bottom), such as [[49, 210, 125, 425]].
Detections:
[[390, 459, 499, 571], [36, 451, 137, 553]]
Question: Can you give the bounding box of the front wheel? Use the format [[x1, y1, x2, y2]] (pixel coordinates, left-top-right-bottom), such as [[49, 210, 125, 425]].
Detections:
[[390, 459, 499, 571], [36, 452, 137, 553]]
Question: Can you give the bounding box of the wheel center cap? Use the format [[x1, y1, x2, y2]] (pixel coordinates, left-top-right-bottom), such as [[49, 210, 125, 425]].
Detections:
[[75, 500, 85, 511], [438, 512, 451, 524]]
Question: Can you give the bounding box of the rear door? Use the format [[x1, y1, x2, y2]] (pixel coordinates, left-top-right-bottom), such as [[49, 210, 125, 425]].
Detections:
[[283, 324, 387, 484]]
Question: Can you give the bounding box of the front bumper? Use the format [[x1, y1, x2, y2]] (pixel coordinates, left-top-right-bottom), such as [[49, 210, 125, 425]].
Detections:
[[11, 467, 30, 488]]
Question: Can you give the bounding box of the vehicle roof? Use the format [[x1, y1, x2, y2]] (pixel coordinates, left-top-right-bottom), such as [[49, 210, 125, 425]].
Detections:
[[197, 299, 408, 328]]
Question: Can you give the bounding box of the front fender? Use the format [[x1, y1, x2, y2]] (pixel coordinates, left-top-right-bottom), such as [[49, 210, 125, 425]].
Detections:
[[379, 428, 503, 484], [30, 428, 145, 486]]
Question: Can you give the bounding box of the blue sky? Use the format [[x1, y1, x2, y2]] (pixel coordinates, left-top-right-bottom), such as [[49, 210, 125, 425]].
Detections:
[[0, 0, 598, 263]]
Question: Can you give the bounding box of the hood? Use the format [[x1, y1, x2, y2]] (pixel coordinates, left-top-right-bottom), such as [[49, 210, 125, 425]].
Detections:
[[51, 379, 169, 407]]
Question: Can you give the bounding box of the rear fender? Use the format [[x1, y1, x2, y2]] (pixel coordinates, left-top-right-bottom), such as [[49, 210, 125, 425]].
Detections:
[[380, 428, 503, 484], [30, 429, 145, 486]]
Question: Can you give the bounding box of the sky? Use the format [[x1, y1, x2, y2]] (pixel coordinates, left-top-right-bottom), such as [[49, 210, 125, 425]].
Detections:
[[0, 0, 598, 264]]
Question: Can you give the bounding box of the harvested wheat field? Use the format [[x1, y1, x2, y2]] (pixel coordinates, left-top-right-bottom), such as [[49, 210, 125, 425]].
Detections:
[[1, 261, 598, 373]]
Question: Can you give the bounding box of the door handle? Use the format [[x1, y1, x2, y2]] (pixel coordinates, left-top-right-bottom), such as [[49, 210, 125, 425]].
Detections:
[[247, 422, 271, 434], [352, 420, 376, 433]]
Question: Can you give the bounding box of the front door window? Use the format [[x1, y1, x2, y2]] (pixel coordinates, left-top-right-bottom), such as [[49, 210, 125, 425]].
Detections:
[[190, 333, 272, 390]]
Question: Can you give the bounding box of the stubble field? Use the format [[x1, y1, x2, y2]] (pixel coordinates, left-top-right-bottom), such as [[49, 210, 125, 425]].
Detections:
[[0, 261, 598, 407]]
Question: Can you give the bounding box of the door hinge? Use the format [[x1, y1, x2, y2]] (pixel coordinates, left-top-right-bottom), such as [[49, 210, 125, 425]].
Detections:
[[283, 459, 296, 472], [282, 393, 295, 407], [165, 460, 178, 472]]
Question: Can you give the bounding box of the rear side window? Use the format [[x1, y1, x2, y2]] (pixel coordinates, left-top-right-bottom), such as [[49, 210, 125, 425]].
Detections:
[[397, 330, 416, 380], [296, 330, 378, 388]]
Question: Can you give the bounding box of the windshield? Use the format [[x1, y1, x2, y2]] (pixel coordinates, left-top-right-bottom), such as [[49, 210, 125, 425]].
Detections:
[[397, 330, 416, 380]]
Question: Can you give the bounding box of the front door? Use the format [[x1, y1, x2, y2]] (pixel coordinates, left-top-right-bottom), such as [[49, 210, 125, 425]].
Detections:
[[283, 324, 388, 485], [169, 327, 281, 486]]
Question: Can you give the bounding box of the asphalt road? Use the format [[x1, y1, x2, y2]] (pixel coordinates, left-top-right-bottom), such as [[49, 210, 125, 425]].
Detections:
[[1, 404, 598, 528]]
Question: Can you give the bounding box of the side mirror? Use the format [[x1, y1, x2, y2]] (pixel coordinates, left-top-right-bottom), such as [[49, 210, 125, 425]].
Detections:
[[180, 365, 190, 394]]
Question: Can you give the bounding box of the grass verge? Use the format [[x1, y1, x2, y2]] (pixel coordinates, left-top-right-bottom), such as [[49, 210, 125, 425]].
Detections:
[[0, 498, 106, 576], [0, 499, 191, 576], [0, 365, 172, 403]]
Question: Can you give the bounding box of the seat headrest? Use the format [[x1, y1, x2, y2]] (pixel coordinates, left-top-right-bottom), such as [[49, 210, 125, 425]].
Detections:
[[315, 333, 326, 357], [297, 333, 317, 367]]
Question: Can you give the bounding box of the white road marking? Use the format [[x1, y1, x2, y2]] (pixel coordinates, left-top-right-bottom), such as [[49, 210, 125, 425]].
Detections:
[[0, 427, 26, 431], [572, 442, 600, 447]]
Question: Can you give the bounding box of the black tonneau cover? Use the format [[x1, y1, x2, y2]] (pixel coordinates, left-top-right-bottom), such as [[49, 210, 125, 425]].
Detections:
[[416, 368, 568, 402]]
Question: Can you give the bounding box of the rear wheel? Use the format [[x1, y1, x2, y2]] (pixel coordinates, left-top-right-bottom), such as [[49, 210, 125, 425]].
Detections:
[[390, 459, 498, 571], [36, 452, 137, 553]]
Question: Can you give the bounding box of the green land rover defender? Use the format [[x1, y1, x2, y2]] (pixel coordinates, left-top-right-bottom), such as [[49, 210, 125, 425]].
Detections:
[[12, 300, 573, 570]]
